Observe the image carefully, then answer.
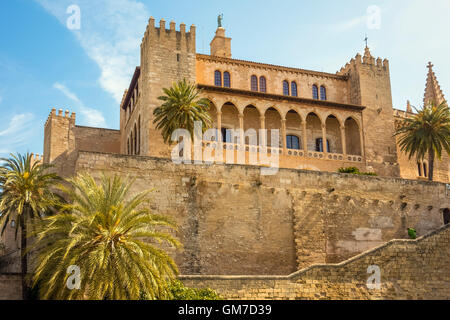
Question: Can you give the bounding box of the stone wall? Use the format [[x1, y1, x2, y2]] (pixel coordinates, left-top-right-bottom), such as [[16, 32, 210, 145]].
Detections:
[[74, 151, 450, 275], [181, 224, 450, 300], [0, 274, 21, 300]]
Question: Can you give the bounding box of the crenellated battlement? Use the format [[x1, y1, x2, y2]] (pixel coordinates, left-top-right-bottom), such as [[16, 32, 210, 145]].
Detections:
[[30, 153, 43, 163], [141, 17, 196, 54], [44, 108, 76, 128], [337, 47, 389, 76]]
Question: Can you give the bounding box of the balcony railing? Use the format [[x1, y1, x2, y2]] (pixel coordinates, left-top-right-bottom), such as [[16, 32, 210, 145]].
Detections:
[[201, 141, 363, 163]]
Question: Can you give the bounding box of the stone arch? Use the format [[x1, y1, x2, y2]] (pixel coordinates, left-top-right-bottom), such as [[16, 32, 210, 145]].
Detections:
[[285, 109, 303, 149], [243, 105, 261, 145], [205, 99, 218, 129], [265, 107, 282, 147], [325, 115, 343, 154], [221, 102, 240, 134], [345, 117, 362, 156], [306, 112, 323, 152]]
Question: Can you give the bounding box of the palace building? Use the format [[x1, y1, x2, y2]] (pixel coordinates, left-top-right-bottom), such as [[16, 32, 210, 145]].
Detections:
[[1, 18, 450, 300], [41, 18, 448, 182]]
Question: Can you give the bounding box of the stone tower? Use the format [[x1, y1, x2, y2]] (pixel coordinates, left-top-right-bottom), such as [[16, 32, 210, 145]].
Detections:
[[210, 27, 232, 58], [137, 18, 197, 157], [424, 62, 446, 106], [338, 46, 399, 176], [43, 109, 77, 176]]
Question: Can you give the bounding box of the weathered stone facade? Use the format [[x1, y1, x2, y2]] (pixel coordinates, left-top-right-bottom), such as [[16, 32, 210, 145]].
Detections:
[[181, 224, 450, 300], [70, 152, 450, 275]]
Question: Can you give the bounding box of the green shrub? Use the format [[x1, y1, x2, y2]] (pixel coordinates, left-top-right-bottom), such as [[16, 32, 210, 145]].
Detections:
[[163, 280, 222, 300], [338, 167, 377, 176]]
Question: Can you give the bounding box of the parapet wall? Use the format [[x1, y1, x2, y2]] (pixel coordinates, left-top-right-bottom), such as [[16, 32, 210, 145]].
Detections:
[[181, 224, 450, 300], [74, 151, 450, 275]]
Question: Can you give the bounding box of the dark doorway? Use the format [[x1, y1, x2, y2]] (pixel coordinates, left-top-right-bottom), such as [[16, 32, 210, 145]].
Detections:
[[444, 208, 450, 225]]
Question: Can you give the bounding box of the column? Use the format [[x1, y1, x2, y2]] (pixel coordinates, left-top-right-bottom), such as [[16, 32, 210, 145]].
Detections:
[[260, 116, 266, 147], [281, 119, 287, 153], [239, 113, 244, 145], [217, 111, 222, 142], [322, 123, 327, 154], [301, 120, 307, 152], [340, 125, 347, 155], [359, 127, 365, 157]]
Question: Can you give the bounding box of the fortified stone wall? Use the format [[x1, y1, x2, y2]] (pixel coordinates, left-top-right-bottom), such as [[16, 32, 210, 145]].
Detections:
[[74, 151, 450, 275], [181, 224, 450, 300]]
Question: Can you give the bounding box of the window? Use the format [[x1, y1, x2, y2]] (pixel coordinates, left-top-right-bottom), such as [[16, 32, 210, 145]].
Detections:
[[286, 135, 300, 150], [259, 76, 267, 93], [417, 163, 422, 177], [11, 220, 16, 228], [320, 86, 327, 100], [224, 72, 231, 88], [291, 82, 298, 97], [215, 70, 222, 87], [423, 163, 428, 178], [221, 128, 231, 143], [251, 75, 258, 91], [315, 138, 331, 153], [283, 81, 289, 96], [312, 85, 319, 99]]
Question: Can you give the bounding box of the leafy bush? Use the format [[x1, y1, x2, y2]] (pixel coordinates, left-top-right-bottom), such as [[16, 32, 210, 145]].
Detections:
[[338, 167, 377, 176], [154, 280, 221, 300]]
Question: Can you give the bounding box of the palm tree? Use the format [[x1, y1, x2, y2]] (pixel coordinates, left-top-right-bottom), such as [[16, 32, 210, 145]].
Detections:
[[0, 153, 60, 299], [395, 101, 450, 181], [32, 173, 181, 300], [153, 79, 212, 144]]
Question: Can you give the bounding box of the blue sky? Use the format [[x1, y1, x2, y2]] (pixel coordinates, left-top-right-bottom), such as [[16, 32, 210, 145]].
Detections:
[[0, 0, 449, 157]]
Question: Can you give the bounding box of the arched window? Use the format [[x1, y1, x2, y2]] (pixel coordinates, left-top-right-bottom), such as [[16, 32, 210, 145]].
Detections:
[[291, 82, 298, 97], [286, 135, 300, 150], [214, 70, 222, 87], [283, 81, 289, 96], [423, 162, 428, 178], [223, 72, 231, 88], [312, 85, 319, 99], [320, 86, 327, 100], [444, 208, 450, 225], [259, 76, 267, 93], [315, 138, 331, 153], [127, 138, 130, 155], [251, 75, 258, 91], [417, 163, 422, 177]]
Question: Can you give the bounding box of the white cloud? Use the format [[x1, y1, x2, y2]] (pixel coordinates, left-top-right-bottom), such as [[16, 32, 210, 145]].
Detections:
[[53, 82, 106, 127], [35, 0, 149, 103], [0, 113, 36, 155]]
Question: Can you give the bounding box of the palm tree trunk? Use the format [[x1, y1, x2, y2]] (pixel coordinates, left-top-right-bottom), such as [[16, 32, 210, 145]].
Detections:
[[20, 218, 28, 300], [428, 150, 435, 181]]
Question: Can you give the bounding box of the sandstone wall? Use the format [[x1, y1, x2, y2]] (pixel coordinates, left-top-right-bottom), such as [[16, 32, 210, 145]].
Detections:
[[74, 151, 450, 275], [196, 55, 349, 104], [0, 274, 21, 300], [181, 224, 450, 300]]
